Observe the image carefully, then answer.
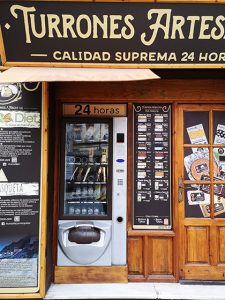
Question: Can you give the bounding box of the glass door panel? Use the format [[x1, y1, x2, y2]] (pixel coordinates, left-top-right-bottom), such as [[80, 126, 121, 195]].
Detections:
[[183, 111, 209, 145], [184, 184, 211, 218], [60, 120, 112, 219], [184, 147, 211, 181], [214, 183, 225, 218], [213, 111, 225, 145]]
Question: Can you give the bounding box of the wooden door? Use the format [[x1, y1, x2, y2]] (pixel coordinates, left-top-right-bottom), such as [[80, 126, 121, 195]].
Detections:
[[176, 104, 225, 280]]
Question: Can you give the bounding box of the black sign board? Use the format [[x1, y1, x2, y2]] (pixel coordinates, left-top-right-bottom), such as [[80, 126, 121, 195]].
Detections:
[[133, 104, 171, 230], [0, 82, 42, 291], [0, 2, 225, 67]]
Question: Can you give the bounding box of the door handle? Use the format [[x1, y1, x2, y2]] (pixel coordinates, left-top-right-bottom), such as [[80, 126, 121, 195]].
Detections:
[[178, 176, 184, 203]]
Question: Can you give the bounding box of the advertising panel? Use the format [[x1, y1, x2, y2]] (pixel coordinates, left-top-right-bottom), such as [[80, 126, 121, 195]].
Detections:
[[0, 2, 225, 67], [133, 104, 171, 229], [0, 82, 42, 293]]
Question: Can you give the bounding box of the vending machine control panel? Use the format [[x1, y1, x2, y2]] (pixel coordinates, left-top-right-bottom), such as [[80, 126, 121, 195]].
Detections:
[[112, 118, 127, 265]]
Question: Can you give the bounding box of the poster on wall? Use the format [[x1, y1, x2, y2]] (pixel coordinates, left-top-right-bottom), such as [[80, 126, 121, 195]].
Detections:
[[133, 104, 171, 229], [0, 82, 42, 293], [184, 111, 225, 218]]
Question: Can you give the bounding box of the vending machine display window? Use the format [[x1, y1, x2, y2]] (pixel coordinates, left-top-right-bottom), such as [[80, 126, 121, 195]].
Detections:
[[60, 119, 113, 220]]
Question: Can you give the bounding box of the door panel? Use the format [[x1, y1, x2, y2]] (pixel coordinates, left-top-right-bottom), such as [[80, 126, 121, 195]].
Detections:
[[218, 227, 225, 263], [176, 104, 225, 280], [185, 226, 210, 264], [149, 237, 173, 275]]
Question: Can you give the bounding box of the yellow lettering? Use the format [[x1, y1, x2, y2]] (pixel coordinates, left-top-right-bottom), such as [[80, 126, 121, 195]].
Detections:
[[10, 5, 36, 43], [141, 9, 171, 46]]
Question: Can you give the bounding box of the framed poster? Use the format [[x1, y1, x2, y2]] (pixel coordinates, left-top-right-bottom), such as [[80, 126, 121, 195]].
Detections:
[[133, 104, 171, 230], [0, 82, 43, 293]]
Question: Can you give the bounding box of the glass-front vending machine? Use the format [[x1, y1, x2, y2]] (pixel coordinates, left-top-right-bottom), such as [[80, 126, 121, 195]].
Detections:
[[58, 104, 127, 266]]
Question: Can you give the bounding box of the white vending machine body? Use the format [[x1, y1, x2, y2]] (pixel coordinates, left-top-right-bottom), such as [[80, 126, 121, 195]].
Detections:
[[57, 116, 127, 266]]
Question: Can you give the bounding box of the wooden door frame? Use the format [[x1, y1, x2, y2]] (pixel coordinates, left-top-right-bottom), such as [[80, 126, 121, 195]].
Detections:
[[175, 103, 225, 281]]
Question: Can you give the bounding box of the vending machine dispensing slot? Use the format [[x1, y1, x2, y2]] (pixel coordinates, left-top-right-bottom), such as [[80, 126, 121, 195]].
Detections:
[[57, 105, 127, 267], [58, 221, 112, 265], [68, 226, 101, 244]]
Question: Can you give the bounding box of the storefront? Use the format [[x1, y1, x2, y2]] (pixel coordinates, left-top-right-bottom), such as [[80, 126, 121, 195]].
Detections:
[[0, 1, 225, 299]]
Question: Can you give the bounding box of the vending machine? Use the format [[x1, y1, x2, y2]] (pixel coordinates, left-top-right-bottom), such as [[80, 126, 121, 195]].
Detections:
[[57, 104, 127, 266]]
